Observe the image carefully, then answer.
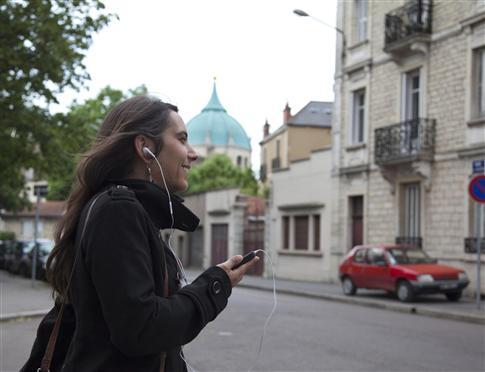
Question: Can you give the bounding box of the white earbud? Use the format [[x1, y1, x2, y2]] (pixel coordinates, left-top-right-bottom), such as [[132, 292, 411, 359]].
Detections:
[[142, 146, 173, 217]]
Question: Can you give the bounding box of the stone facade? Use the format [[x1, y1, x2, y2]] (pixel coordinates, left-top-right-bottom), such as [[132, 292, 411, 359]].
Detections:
[[333, 0, 485, 295]]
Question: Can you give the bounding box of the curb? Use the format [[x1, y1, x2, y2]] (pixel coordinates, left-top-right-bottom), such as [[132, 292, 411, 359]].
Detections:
[[2, 286, 484, 325], [237, 283, 485, 325], [1, 309, 49, 322]]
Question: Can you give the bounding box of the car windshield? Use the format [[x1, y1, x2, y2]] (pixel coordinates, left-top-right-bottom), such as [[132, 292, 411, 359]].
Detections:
[[387, 248, 435, 264]]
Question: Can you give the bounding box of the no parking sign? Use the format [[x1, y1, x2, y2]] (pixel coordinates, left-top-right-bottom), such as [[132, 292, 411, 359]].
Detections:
[[469, 175, 485, 203]]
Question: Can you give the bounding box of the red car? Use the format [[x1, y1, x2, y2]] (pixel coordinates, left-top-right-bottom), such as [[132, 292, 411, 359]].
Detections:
[[339, 244, 469, 302]]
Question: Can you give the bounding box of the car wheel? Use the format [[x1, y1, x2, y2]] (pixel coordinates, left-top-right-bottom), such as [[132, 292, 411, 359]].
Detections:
[[396, 280, 415, 302], [445, 291, 462, 302], [342, 276, 357, 296]]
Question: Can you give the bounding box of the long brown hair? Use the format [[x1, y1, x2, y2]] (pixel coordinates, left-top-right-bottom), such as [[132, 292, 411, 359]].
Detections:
[[47, 95, 178, 299]]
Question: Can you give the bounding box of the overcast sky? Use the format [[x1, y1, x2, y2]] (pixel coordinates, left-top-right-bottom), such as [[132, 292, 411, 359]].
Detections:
[[58, 0, 338, 169]]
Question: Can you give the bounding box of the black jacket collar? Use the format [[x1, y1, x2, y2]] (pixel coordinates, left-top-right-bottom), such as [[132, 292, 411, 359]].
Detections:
[[109, 179, 200, 232]]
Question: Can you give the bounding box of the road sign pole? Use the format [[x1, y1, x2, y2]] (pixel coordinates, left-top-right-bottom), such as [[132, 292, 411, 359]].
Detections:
[[32, 191, 40, 288], [477, 203, 482, 310]]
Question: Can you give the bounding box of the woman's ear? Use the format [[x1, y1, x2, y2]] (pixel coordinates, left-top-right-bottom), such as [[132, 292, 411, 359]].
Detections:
[[133, 135, 154, 162]]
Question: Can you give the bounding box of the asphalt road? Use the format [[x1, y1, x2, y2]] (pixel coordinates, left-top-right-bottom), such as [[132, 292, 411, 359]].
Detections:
[[2, 287, 484, 372]]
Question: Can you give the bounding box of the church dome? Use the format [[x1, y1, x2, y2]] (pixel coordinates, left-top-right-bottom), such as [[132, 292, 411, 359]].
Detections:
[[187, 82, 251, 151]]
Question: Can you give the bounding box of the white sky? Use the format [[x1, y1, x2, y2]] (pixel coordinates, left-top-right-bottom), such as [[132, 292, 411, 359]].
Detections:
[[58, 0, 338, 170]]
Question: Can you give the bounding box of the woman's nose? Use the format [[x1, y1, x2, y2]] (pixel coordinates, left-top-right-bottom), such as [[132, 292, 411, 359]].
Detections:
[[188, 146, 198, 162]]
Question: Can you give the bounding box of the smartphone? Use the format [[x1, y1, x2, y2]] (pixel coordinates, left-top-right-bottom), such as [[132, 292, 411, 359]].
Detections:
[[231, 251, 257, 270]]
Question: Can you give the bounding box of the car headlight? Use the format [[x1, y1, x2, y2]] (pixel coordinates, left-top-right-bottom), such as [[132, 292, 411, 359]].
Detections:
[[458, 272, 468, 281], [417, 274, 434, 283]]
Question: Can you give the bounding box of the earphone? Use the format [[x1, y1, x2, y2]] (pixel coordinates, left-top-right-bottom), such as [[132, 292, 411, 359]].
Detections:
[[143, 147, 173, 217], [142, 146, 188, 285]]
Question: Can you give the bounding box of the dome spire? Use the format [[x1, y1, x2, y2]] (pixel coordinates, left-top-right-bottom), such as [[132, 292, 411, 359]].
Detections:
[[202, 78, 227, 113]]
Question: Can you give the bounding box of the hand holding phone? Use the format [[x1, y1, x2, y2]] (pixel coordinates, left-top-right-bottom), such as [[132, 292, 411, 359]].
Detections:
[[231, 251, 257, 270]]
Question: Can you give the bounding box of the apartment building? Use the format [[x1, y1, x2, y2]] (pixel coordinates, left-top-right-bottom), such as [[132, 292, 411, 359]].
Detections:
[[259, 101, 332, 185], [331, 0, 485, 295]]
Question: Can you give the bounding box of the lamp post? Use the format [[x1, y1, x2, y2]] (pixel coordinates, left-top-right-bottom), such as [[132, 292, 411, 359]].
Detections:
[[293, 9, 346, 52]]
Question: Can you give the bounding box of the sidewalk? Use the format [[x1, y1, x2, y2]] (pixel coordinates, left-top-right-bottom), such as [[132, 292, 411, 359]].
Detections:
[[1, 269, 484, 324]]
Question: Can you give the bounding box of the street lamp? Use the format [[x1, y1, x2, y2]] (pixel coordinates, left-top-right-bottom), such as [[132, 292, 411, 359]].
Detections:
[[293, 9, 346, 52]]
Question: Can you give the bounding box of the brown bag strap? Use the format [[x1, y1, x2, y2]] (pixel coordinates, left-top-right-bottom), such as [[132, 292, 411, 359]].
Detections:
[[159, 233, 170, 372], [39, 191, 107, 372]]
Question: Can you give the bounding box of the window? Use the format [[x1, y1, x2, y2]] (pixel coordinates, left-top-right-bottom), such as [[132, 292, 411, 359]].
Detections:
[[400, 183, 421, 239], [282, 216, 290, 250], [351, 89, 365, 144], [313, 215, 320, 251], [353, 249, 367, 263], [367, 248, 386, 265], [276, 140, 281, 159], [294, 216, 309, 250], [354, 0, 368, 42], [404, 69, 420, 121], [282, 214, 321, 252], [237, 156, 242, 167], [473, 48, 485, 118]]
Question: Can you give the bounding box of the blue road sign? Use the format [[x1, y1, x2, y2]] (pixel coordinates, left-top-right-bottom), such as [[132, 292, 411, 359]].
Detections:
[[473, 159, 485, 174], [469, 175, 485, 203]]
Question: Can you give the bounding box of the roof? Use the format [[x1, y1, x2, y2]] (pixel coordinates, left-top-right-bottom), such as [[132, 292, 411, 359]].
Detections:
[[287, 101, 333, 127], [1, 200, 65, 218], [260, 101, 333, 144], [187, 81, 251, 150]]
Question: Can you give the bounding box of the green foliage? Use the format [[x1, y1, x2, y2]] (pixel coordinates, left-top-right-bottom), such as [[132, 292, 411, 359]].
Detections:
[[186, 154, 259, 195], [0, 231, 15, 241], [44, 85, 148, 200], [0, 0, 115, 210]]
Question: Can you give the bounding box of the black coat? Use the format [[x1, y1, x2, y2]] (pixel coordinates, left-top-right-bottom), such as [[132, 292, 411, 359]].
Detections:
[[23, 180, 232, 372]]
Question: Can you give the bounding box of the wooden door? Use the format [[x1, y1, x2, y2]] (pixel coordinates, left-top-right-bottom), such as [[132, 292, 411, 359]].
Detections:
[[211, 224, 228, 266], [243, 221, 264, 276]]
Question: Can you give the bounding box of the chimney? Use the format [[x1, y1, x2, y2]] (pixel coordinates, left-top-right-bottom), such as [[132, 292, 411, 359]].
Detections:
[[283, 102, 292, 124], [263, 119, 270, 137]]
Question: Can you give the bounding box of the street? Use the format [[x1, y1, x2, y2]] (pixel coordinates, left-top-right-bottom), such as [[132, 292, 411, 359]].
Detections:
[[2, 287, 484, 372]]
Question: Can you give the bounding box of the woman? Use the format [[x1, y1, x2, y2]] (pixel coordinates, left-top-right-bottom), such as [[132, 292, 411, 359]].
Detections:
[[24, 96, 258, 372]]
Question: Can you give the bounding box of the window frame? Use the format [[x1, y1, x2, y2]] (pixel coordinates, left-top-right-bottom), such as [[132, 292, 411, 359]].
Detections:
[[473, 47, 485, 119], [351, 88, 366, 144]]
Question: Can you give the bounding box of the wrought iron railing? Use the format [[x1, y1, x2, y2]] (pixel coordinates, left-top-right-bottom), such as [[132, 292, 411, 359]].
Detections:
[[260, 164, 267, 182], [395, 236, 423, 248], [375, 118, 435, 165], [271, 157, 281, 171], [384, 0, 432, 49], [464, 238, 485, 253]]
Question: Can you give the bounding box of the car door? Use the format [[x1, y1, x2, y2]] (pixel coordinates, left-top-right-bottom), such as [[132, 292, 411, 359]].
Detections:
[[349, 248, 369, 287], [363, 248, 392, 290]]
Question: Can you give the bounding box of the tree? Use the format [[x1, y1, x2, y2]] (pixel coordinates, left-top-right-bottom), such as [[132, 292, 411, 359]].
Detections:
[[0, 0, 114, 210], [186, 154, 259, 195], [45, 85, 148, 200]]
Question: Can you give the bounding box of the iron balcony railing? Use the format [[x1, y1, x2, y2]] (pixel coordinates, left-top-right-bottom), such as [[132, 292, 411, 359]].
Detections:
[[395, 236, 423, 248], [384, 0, 432, 50], [375, 118, 435, 165], [464, 238, 485, 254], [271, 157, 281, 171]]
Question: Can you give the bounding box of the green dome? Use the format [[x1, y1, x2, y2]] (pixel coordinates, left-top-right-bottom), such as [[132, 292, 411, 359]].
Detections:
[[187, 82, 251, 150]]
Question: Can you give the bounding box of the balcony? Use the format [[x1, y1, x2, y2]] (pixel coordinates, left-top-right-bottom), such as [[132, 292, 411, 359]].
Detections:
[[375, 118, 435, 166], [464, 238, 485, 254], [395, 236, 423, 248], [271, 157, 281, 171], [384, 0, 432, 57], [260, 164, 267, 182]]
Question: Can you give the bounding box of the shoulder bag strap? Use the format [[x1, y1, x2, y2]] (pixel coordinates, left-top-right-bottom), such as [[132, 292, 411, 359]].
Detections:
[[39, 191, 107, 372]]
